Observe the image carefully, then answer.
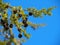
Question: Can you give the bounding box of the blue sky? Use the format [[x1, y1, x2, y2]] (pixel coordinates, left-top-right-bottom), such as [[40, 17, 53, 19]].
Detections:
[[2, 0, 60, 45]]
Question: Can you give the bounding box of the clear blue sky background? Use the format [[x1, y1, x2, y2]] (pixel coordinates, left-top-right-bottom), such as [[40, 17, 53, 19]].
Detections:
[[2, 0, 60, 45]]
